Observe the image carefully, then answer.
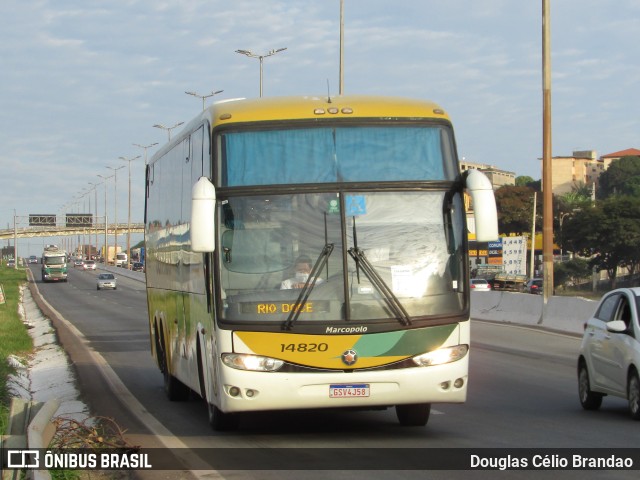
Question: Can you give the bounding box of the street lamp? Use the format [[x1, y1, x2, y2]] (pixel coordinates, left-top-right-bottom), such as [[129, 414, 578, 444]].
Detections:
[[235, 47, 287, 97], [119, 155, 141, 269], [97, 174, 114, 263], [559, 209, 581, 260], [106, 165, 125, 264], [79, 188, 89, 257], [133, 142, 158, 165], [153, 122, 184, 141], [88, 182, 99, 259], [185, 89, 224, 111]]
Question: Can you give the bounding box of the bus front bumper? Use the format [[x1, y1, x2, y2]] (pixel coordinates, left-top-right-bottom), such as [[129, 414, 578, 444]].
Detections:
[[216, 357, 468, 413]]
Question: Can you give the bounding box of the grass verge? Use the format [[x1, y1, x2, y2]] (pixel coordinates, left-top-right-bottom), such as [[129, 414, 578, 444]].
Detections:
[[0, 263, 31, 432]]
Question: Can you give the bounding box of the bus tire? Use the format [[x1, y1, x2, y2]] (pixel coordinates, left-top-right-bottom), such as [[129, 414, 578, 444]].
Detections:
[[208, 403, 239, 431], [157, 329, 189, 401], [396, 403, 431, 426]]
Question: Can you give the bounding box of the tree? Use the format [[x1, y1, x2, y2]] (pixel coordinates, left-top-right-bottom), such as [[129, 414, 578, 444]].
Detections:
[[494, 186, 540, 235], [597, 156, 640, 199], [563, 196, 640, 288], [515, 176, 534, 186], [554, 258, 591, 289]]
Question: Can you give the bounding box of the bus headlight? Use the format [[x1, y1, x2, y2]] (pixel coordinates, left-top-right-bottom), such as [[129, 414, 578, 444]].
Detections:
[[411, 345, 468, 367], [222, 353, 284, 372]]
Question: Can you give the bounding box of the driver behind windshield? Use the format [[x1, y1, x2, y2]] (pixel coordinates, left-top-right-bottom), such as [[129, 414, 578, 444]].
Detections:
[[280, 255, 324, 289]]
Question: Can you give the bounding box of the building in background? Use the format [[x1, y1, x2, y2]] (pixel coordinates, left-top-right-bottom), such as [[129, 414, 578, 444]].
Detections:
[[548, 148, 640, 196], [459, 160, 515, 190]]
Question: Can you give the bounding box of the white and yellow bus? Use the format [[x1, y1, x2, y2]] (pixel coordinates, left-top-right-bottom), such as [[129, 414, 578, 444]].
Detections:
[[145, 95, 498, 430]]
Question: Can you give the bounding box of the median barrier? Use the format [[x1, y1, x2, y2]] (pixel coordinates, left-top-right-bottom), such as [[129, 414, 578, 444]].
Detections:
[[543, 296, 597, 334], [470, 291, 597, 336]]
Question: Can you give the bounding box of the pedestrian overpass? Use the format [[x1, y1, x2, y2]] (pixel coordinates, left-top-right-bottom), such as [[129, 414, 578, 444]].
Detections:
[[0, 223, 144, 240]]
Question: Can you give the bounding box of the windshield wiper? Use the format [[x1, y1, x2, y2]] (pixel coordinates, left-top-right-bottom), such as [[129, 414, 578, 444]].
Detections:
[[348, 247, 412, 327], [282, 243, 334, 331]]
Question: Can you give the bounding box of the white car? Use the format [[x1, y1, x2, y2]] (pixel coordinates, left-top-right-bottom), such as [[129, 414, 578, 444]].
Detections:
[[470, 278, 491, 292], [577, 287, 640, 420], [83, 260, 96, 271]]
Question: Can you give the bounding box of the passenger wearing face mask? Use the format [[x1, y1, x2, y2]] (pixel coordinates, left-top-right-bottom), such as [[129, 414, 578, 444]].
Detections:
[[280, 255, 324, 289]]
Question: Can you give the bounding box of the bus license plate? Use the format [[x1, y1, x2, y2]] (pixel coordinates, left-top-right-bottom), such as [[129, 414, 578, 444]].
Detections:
[[329, 384, 370, 398]]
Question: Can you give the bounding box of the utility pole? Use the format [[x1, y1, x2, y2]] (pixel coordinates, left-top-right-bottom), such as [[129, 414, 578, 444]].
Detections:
[[542, 0, 554, 302]]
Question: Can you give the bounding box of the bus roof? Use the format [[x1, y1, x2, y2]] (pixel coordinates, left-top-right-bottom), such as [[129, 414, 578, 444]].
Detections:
[[208, 95, 451, 126], [150, 95, 452, 163]]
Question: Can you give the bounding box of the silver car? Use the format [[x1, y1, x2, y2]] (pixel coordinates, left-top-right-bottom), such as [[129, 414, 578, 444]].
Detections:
[[470, 278, 491, 292], [577, 287, 640, 420], [97, 273, 117, 290]]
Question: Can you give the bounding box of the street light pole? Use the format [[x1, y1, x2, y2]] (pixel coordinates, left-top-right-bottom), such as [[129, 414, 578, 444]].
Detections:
[[13, 210, 17, 269], [558, 209, 581, 260], [106, 166, 125, 264], [89, 182, 99, 259], [235, 48, 287, 97], [153, 122, 184, 141], [185, 90, 224, 111], [133, 142, 158, 165], [119, 155, 141, 269], [97, 174, 113, 263]]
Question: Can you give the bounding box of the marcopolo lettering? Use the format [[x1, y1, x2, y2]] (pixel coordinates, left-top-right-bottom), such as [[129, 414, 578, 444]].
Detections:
[[326, 326, 368, 334]]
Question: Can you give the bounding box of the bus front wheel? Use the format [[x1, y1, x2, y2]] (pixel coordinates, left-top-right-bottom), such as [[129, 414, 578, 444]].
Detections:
[[208, 403, 239, 431], [396, 403, 431, 426]]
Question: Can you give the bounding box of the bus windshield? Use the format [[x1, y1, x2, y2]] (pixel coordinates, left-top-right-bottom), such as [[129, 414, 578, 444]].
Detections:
[[219, 125, 457, 186], [218, 190, 466, 327]]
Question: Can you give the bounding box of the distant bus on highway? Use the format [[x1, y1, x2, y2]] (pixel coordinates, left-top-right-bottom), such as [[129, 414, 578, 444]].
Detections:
[[144, 95, 498, 430]]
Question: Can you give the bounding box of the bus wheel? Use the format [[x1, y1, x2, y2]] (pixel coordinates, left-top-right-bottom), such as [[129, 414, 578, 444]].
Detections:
[[157, 332, 189, 401], [396, 403, 431, 426], [208, 403, 239, 431]]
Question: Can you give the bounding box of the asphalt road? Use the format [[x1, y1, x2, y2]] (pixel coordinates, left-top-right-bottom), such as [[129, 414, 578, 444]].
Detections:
[[28, 264, 639, 479]]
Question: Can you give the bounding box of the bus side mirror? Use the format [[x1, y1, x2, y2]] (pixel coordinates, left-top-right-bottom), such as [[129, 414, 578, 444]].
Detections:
[[464, 169, 499, 242], [191, 177, 216, 252]]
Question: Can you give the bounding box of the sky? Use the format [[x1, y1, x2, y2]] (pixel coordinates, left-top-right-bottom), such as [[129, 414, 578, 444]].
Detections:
[[1, 0, 639, 256]]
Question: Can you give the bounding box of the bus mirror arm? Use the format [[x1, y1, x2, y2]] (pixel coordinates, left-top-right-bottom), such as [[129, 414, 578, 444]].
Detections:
[[464, 169, 499, 242], [191, 177, 217, 253]]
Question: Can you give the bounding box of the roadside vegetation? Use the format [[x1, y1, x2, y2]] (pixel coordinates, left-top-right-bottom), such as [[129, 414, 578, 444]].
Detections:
[[500, 155, 640, 291], [0, 262, 31, 433], [1, 263, 132, 479]]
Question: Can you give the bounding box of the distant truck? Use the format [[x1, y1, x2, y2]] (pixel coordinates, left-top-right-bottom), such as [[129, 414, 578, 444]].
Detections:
[[115, 252, 128, 268], [41, 245, 68, 282], [131, 246, 145, 264], [101, 245, 122, 265], [491, 273, 528, 292]]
